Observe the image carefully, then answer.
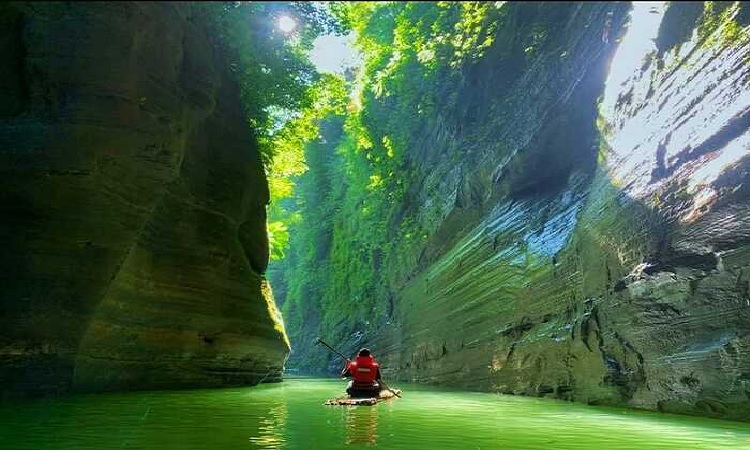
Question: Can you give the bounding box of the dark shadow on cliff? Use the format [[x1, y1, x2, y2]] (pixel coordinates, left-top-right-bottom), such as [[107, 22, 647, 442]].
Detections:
[[0, 2, 285, 398]]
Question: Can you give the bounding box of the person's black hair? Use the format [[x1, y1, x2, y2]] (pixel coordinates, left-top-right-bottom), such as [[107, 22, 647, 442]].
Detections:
[[358, 348, 371, 357]]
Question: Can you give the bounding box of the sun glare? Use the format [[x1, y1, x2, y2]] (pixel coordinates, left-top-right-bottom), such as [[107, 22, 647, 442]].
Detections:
[[278, 16, 296, 34], [310, 34, 362, 74]]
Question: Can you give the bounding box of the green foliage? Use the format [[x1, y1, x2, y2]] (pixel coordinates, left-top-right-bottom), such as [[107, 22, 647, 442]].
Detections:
[[697, 2, 750, 49], [266, 74, 349, 260], [267, 221, 290, 260], [201, 2, 345, 165], [200, 2, 349, 262], [204, 3, 312, 129], [273, 1, 510, 360], [270, 2, 585, 369]]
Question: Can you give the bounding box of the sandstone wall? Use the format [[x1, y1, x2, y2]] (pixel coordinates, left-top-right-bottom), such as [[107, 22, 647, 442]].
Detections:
[[0, 2, 287, 396]]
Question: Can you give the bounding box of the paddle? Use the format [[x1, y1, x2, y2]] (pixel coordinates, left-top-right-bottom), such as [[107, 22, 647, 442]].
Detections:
[[315, 337, 402, 398]]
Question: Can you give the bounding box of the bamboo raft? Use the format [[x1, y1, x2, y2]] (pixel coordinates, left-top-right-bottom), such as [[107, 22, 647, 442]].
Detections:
[[324, 388, 402, 406]]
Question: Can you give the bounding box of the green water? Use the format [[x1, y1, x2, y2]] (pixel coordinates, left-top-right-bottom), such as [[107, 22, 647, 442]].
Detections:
[[2, 378, 750, 449]]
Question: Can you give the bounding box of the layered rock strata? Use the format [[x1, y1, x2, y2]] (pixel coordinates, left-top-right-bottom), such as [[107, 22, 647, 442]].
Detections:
[[0, 2, 288, 396], [283, 2, 750, 421], [376, 1, 750, 421]]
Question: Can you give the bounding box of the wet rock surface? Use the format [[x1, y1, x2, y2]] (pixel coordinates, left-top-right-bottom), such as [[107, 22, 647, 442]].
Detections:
[[0, 2, 287, 396], [373, 2, 750, 420], [284, 2, 750, 421]]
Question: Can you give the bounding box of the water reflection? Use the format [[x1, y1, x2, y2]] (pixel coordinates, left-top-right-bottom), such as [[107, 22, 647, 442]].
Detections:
[[3, 380, 750, 450], [344, 405, 379, 446], [249, 403, 288, 449]]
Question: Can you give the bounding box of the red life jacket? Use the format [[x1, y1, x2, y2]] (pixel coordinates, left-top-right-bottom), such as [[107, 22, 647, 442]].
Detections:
[[349, 355, 379, 383]]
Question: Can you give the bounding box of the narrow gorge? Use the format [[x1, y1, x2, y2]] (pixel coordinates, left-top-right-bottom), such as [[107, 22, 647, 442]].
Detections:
[[2, 0, 750, 427]]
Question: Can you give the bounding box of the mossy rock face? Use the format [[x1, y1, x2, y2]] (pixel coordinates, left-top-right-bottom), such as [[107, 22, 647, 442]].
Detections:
[[280, 1, 750, 422], [0, 2, 286, 396]]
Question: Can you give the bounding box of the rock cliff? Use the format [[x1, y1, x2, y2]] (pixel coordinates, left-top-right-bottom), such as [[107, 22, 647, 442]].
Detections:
[[0, 2, 288, 396], [382, 1, 750, 420], [278, 2, 750, 421]]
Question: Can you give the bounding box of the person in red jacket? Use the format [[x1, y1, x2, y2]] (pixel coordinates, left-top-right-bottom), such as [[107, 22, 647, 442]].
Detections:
[[341, 348, 382, 398]]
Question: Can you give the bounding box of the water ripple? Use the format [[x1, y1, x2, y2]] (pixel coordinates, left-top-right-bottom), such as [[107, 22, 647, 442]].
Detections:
[[2, 379, 749, 449]]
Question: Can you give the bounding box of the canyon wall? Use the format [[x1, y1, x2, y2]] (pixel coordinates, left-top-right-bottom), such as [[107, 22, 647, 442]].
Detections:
[[0, 2, 288, 396], [279, 1, 750, 420]]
